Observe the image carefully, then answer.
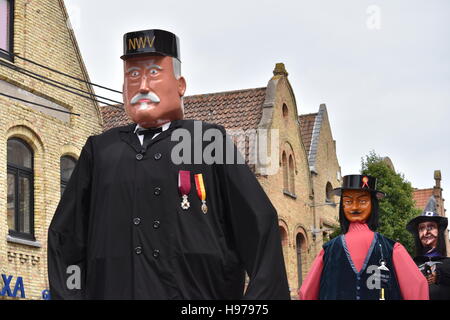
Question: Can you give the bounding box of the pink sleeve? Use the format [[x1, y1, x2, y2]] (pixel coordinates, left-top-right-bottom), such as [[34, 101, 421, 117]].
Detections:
[[298, 249, 324, 300], [393, 243, 429, 300]]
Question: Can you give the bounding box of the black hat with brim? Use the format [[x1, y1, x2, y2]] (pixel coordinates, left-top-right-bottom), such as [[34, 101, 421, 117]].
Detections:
[[406, 215, 448, 234], [406, 195, 448, 234], [121, 29, 180, 61], [329, 174, 386, 199]]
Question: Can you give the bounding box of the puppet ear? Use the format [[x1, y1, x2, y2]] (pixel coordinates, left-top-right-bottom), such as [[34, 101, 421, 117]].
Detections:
[[178, 77, 186, 97]]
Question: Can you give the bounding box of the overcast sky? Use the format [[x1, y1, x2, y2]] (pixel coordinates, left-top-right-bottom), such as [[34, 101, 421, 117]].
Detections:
[[67, 0, 450, 214]]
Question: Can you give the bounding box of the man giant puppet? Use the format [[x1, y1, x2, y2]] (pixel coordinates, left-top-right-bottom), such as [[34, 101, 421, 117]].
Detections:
[[299, 174, 428, 300], [48, 29, 290, 299]]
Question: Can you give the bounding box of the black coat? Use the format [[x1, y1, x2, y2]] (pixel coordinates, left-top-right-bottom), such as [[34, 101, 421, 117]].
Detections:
[[414, 255, 450, 300], [48, 119, 290, 300]]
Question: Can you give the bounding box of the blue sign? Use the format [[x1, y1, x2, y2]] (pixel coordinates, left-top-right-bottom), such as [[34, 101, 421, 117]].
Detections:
[[42, 289, 51, 300], [0, 274, 26, 298]]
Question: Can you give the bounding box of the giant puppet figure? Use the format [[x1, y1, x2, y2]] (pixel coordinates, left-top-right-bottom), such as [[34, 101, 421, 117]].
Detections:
[[299, 174, 429, 300], [406, 196, 450, 299], [48, 29, 290, 299]]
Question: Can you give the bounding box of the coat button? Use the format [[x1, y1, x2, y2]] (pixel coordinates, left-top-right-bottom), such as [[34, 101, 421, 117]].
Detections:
[[136, 153, 143, 161], [154, 187, 161, 195], [133, 217, 141, 226], [153, 220, 160, 229], [135, 246, 142, 255], [152, 249, 160, 259], [154, 153, 162, 160]]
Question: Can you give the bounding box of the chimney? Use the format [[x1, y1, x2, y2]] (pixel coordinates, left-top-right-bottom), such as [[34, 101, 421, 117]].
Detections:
[[434, 170, 442, 188], [273, 63, 289, 77]]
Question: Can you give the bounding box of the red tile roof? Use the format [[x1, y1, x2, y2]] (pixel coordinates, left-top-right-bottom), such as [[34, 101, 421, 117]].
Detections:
[[100, 87, 267, 132], [183, 87, 266, 131], [100, 105, 130, 131], [413, 188, 434, 210]]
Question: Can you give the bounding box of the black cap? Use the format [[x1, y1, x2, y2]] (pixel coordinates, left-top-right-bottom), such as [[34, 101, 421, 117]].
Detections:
[[121, 29, 180, 61], [329, 174, 386, 199], [406, 195, 448, 234]]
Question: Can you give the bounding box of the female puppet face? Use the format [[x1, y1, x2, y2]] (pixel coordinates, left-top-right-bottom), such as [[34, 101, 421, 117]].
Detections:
[[342, 189, 372, 223], [418, 221, 438, 249], [123, 55, 186, 128]]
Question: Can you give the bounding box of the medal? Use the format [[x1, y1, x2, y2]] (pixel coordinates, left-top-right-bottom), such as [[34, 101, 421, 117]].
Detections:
[[178, 170, 191, 210], [194, 173, 208, 214], [378, 259, 390, 300]]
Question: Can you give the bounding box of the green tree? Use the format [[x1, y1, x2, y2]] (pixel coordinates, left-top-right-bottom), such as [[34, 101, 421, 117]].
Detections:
[[361, 151, 421, 254]]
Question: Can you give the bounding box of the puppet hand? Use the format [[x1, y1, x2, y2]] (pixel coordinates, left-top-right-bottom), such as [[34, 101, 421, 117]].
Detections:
[[427, 272, 437, 285]]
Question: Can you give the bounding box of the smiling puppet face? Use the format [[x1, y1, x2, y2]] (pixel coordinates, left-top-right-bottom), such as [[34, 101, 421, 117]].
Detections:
[[418, 221, 438, 250]]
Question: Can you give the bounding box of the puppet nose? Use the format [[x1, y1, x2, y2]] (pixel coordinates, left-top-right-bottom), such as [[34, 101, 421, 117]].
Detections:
[[139, 76, 150, 93]]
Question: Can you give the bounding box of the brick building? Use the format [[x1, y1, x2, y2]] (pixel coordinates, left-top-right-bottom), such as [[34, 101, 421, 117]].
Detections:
[[412, 170, 449, 256], [0, 1, 342, 299], [101, 63, 342, 298], [299, 104, 341, 248], [0, 0, 102, 299]]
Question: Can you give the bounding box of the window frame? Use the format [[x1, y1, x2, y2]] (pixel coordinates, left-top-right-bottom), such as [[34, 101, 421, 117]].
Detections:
[[0, 0, 14, 62], [60, 155, 77, 196], [7, 138, 35, 241]]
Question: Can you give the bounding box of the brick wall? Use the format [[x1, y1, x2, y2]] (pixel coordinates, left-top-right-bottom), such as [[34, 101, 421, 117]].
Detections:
[[0, 0, 102, 300], [309, 106, 341, 248], [255, 67, 319, 299]]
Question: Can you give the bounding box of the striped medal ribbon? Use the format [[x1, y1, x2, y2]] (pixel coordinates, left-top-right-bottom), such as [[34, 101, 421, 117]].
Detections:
[[194, 174, 208, 214]]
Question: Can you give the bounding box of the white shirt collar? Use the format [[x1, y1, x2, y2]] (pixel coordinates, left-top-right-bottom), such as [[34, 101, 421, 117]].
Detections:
[[134, 122, 171, 134]]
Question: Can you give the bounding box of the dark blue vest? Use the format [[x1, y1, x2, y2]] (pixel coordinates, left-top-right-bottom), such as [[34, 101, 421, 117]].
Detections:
[[319, 233, 402, 300]]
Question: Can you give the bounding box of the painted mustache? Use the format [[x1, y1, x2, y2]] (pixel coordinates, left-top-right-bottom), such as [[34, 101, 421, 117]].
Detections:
[[130, 92, 160, 104]]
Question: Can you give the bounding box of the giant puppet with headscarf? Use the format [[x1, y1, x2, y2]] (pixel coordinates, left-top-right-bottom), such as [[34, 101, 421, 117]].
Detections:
[[406, 196, 450, 299], [299, 174, 429, 300]]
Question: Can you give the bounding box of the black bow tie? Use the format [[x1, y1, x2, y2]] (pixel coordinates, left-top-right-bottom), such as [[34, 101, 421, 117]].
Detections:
[[136, 127, 163, 137]]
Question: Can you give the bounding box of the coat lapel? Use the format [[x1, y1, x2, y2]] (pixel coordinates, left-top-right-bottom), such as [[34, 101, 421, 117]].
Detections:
[[119, 123, 143, 153]]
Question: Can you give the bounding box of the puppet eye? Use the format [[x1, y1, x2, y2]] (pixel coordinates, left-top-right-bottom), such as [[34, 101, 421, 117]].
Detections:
[[149, 69, 158, 75], [130, 70, 140, 77]]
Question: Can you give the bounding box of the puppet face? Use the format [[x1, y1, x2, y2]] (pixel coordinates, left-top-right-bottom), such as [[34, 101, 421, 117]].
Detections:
[[342, 190, 372, 223], [418, 221, 438, 249], [123, 55, 186, 128]]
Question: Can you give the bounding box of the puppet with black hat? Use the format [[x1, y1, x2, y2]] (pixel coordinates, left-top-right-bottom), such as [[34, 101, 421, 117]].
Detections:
[[406, 195, 450, 299], [47, 29, 290, 299], [299, 174, 429, 300]]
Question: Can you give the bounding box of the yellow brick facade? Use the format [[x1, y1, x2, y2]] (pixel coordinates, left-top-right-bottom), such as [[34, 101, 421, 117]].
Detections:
[[0, 1, 343, 300], [0, 0, 102, 299], [308, 105, 341, 249], [254, 65, 322, 299]]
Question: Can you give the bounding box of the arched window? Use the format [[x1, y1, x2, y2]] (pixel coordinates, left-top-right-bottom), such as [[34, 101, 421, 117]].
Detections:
[[296, 233, 306, 287], [282, 151, 288, 192], [7, 138, 34, 240], [282, 103, 288, 120], [325, 182, 333, 203], [289, 155, 295, 195], [60, 156, 77, 196], [279, 226, 288, 247]]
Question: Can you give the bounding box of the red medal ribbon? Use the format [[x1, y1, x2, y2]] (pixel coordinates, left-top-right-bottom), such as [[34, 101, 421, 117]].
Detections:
[[361, 176, 369, 189], [178, 170, 191, 196]]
